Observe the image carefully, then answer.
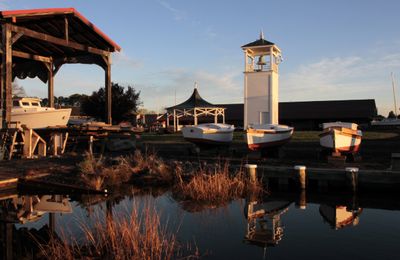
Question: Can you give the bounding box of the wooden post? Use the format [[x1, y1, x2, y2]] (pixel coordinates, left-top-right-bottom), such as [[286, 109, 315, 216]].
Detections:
[[194, 108, 198, 125], [173, 109, 176, 132], [48, 61, 54, 108], [49, 212, 55, 232], [88, 135, 94, 155], [294, 165, 307, 190], [166, 112, 169, 127], [105, 55, 112, 125], [1, 24, 12, 129], [222, 111, 225, 124], [245, 164, 257, 183], [345, 167, 359, 193], [297, 190, 307, 210]]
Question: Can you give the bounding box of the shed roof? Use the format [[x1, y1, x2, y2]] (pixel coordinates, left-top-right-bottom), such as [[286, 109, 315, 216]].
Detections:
[[166, 88, 220, 111], [0, 8, 120, 51], [0, 8, 121, 83]]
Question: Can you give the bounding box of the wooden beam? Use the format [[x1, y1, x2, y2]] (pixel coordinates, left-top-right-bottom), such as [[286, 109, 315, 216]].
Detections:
[[12, 50, 52, 63], [1, 24, 13, 128], [48, 62, 54, 108], [9, 24, 111, 56], [11, 32, 24, 45], [105, 55, 112, 124], [64, 16, 69, 42]]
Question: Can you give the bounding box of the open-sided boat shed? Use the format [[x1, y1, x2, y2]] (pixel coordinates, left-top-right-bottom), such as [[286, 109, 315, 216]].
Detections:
[[0, 8, 121, 127]]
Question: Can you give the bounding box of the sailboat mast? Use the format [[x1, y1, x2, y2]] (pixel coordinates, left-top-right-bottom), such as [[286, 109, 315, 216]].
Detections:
[[391, 72, 398, 117]]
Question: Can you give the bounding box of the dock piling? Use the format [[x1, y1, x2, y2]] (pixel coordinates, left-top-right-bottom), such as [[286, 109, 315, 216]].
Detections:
[[345, 167, 359, 193], [245, 164, 258, 183], [88, 135, 94, 155], [294, 165, 307, 190], [296, 190, 307, 210]]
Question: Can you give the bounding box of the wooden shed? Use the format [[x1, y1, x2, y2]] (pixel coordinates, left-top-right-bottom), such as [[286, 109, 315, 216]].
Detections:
[[0, 8, 121, 127]]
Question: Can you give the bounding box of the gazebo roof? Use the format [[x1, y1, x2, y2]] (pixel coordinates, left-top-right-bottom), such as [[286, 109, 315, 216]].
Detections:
[[166, 88, 221, 111]]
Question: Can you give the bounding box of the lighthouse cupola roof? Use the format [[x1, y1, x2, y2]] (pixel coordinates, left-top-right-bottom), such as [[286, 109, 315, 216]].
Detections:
[[241, 31, 275, 48]]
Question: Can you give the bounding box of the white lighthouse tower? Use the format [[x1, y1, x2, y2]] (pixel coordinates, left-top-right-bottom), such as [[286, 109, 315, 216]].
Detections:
[[242, 32, 282, 128]]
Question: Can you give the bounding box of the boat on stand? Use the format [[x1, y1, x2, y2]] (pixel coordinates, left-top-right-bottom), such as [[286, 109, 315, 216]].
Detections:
[[319, 122, 362, 154], [181, 123, 235, 146], [246, 124, 294, 151], [0, 97, 72, 129]]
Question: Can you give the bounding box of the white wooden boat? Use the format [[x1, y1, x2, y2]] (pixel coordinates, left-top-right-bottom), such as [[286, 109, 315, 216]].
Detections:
[[181, 123, 234, 145], [0, 97, 71, 129], [246, 124, 294, 150], [319, 122, 362, 153]]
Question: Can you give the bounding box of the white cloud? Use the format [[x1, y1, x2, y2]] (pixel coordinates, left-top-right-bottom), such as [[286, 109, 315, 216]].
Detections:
[[281, 52, 400, 116], [138, 68, 242, 112], [157, 0, 186, 21], [113, 50, 142, 68]]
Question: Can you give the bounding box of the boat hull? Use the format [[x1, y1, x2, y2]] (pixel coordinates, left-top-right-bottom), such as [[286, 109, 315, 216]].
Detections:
[[246, 128, 293, 151], [319, 128, 362, 152], [0, 108, 72, 129], [182, 125, 234, 146]]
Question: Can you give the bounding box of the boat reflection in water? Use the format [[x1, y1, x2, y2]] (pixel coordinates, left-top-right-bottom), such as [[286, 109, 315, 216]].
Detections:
[[243, 196, 291, 258], [319, 204, 363, 230], [0, 194, 72, 259]]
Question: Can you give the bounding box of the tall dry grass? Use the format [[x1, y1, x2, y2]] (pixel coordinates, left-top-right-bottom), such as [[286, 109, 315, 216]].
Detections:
[[78, 150, 177, 190], [173, 162, 263, 206], [39, 203, 196, 260]]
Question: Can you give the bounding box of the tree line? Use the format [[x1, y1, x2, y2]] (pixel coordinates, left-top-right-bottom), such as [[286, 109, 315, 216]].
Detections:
[[14, 82, 141, 124]]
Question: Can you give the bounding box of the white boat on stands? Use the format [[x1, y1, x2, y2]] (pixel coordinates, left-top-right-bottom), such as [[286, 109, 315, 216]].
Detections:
[[181, 123, 234, 146], [0, 97, 71, 129], [319, 122, 362, 153], [246, 124, 294, 150]]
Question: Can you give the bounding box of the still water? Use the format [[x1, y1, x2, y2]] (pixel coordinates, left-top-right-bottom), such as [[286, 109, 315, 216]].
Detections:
[[1, 189, 400, 259]]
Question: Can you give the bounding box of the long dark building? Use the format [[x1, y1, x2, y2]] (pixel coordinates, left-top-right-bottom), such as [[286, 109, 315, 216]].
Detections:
[[218, 99, 377, 130]]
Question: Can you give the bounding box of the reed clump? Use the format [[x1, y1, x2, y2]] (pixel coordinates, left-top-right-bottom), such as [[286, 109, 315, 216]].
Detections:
[[78, 151, 181, 190], [39, 204, 195, 260], [173, 162, 263, 205]]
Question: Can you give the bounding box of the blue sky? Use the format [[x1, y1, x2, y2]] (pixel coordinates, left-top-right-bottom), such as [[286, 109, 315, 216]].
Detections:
[[4, 0, 400, 116]]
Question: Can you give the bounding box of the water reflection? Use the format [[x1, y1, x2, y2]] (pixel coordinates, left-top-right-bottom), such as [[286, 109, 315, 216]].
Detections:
[[243, 196, 291, 258], [1, 188, 399, 260], [0, 194, 72, 259], [319, 204, 363, 230]]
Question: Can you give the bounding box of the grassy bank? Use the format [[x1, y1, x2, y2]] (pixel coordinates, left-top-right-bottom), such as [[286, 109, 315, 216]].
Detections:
[[140, 130, 399, 144]]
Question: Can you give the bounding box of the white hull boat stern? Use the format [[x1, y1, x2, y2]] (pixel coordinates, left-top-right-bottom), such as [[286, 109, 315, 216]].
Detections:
[[246, 124, 294, 150], [182, 123, 234, 145], [319, 122, 362, 153]]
